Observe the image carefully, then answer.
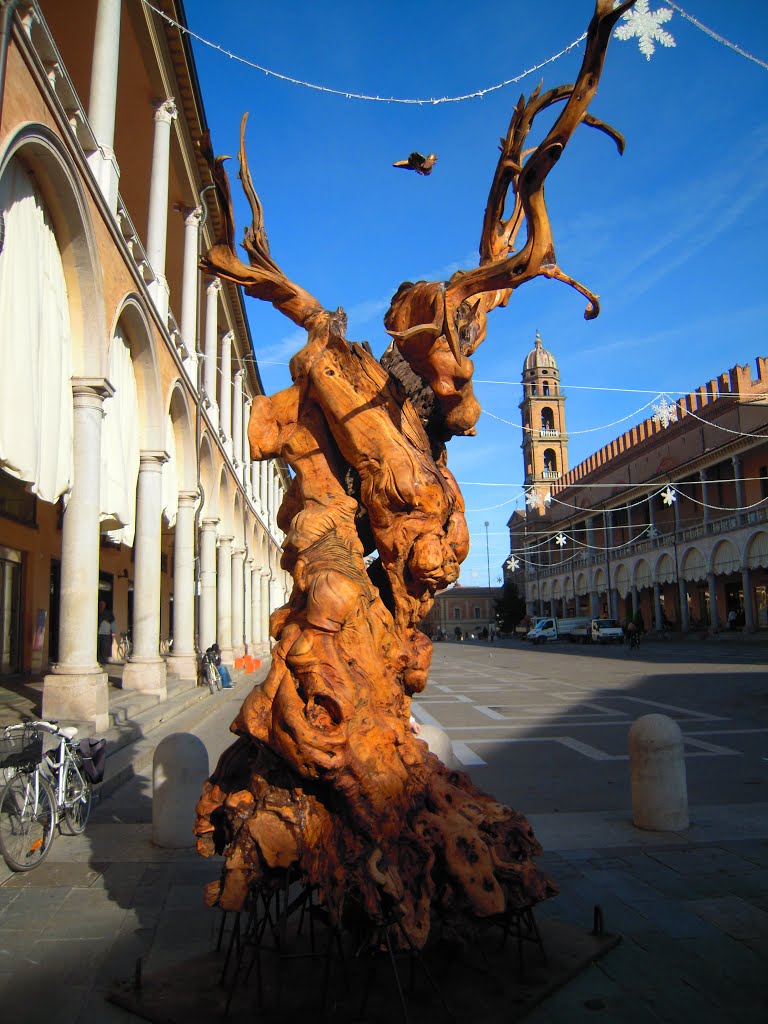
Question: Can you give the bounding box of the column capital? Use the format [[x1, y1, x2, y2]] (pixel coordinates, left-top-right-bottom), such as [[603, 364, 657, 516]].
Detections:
[[201, 517, 219, 530], [234, 368, 245, 382], [232, 546, 246, 559], [177, 489, 199, 508], [175, 203, 203, 227], [139, 449, 170, 470], [72, 376, 115, 405], [220, 329, 234, 344], [206, 277, 222, 296], [218, 534, 234, 545], [153, 97, 178, 124]]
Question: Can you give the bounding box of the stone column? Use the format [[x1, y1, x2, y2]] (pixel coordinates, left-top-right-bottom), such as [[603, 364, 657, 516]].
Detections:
[[145, 98, 177, 321], [707, 572, 720, 631], [216, 535, 234, 663], [232, 369, 243, 470], [43, 379, 113, 731], [648, 495, 657, 535], [178, 205, 202, 365], [203, 279, 220, 425], [251, 461, 260, 508], [678, 577, 689, 633], [244, 556, 253, 652], [199, 518, 218, 651], [260, 461, 268, 518], [167, 490, 198, 681], [732, 456, 745, 522], [250, 564, 261, 651], [242, 398, 252, 493], [653, 582, 664, 631], [260, 570, 271, 648], [87, 0, 121, 211], [219, 330, 233, 450], [270, 570, 283, 617], [231, 546, 246, 658], [631, 584, 639, 621], [700, 469, 710, 529], [122, 451, 168, 697], [742, 567, 755, 631]]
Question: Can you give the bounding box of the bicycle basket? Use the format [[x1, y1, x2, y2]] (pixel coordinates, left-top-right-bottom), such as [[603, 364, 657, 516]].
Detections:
[[0, 725, 43, 770], [78, 737, 107, 784]]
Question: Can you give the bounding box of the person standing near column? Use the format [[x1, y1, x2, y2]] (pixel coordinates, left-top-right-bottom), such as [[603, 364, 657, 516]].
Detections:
[[97, 599, 115, 665]]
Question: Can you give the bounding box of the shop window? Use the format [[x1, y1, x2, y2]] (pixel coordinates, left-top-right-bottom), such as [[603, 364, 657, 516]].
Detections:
[[0, 467, 36, 525]]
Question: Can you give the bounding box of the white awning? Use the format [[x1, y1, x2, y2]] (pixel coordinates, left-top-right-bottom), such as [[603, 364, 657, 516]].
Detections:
[[656, 554, 676, 585], [747, 531, 768, 570], [681, 547, 707, 582], [162, 416, 178, 527], [615, 563, 631, 597], [0, 159, 73, 503], [101, 329, 140, 546], [634, 559, 653, 589], [712, 540, 740, 576]]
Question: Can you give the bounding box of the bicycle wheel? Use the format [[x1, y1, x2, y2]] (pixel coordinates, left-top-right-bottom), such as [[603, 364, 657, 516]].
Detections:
[[63, 758, 92, 835], [0, 772, 56, 871]]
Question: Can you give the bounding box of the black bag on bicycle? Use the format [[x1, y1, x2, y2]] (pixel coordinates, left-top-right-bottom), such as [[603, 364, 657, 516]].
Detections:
[[78, 737, 107, 784]]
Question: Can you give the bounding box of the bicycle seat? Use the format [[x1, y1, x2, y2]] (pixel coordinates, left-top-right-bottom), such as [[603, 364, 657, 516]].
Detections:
[[59, 726, 78, 740]]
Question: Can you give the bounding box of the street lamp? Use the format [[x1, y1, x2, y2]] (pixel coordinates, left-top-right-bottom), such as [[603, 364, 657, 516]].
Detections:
[[485, 520, 493, 634]]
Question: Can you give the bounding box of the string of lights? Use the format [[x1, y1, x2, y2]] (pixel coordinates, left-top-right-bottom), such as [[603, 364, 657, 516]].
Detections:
[[666, 2, 768, 72], [142, 0, 766, 107], [482, 395, 660, 435], [141, 0, 587, 104]]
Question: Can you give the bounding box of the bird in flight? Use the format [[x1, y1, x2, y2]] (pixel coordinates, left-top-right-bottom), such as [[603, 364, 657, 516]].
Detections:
[[392, 152, 438, 176]]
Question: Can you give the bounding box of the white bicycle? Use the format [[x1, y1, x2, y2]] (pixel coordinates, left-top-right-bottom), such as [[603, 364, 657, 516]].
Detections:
[[0, 720, 99, 871]]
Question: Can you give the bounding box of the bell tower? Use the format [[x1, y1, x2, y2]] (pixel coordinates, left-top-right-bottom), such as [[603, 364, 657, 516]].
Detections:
[[520, 331, 568, 489]]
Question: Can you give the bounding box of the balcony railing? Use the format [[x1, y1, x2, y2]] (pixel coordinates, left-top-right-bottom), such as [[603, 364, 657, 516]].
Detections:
[[529, 505, 768, 579], [539, 428, 560, 437]]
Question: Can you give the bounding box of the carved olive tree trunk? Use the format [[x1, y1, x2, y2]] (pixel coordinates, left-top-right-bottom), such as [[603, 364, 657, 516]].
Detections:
[[195, 0, 633, 947]]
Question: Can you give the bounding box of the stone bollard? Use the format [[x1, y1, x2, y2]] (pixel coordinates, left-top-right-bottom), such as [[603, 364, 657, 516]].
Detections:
[[629, 714, 689, 832], [152, 732, 209, 849], [417, 723, 460, 770]]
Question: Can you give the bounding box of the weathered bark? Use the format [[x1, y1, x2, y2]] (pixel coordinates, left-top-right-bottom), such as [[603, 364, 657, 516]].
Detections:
[[195, 0, 632, 949]]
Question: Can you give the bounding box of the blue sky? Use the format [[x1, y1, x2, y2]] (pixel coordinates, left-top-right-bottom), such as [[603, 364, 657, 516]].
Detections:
[[181, 0, 768, 585]]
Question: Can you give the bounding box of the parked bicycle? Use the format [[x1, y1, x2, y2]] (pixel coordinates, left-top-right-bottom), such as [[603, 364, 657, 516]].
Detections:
[[199, 646, 222, 694], [116, 631, 132, 660], [0, 720, 105, 872]]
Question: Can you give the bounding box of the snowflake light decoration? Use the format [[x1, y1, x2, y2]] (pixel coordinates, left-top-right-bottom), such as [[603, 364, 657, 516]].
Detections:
[[661, 485, 677, 506], [648, 525, 659, 539], [525, 489, 543, 510], [652, 395, 679, 429], [555, 533, 567, 547], [614, 0, 675, 61], [506, 555, 520, 572]]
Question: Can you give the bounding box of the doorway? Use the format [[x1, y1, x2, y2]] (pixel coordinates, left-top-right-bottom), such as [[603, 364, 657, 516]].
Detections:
[[0, 546, 22, 674]]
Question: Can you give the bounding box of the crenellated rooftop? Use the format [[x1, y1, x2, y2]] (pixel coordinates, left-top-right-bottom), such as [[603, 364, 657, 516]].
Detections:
[[551, 357, 768, 493]]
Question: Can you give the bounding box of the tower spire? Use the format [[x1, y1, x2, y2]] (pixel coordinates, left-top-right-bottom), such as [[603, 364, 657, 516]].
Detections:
[[519, 332, 569, 491]]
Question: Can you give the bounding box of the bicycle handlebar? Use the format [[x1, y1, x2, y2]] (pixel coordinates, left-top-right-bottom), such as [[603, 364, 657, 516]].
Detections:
[[2, 720, 75, 739]]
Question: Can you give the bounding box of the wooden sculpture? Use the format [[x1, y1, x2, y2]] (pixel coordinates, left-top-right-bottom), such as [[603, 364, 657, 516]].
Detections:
[[195, 1, 633, 948]]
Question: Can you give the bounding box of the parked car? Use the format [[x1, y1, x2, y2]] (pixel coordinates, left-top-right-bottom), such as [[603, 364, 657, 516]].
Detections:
[[526, 617, 592, 644], [571, 618, 625, 644]]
